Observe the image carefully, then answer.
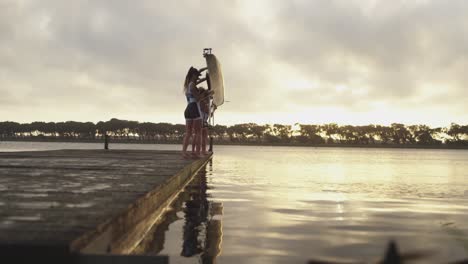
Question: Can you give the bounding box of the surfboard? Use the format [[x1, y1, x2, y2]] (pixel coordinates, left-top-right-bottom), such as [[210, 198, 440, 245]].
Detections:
[[204, 53, 225, 107]]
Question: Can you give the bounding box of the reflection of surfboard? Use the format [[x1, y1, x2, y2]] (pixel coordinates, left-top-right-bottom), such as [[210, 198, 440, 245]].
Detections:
[[205, 220, 223, 257], [205, 201, 223, 258], [204, 53, 225, 107]]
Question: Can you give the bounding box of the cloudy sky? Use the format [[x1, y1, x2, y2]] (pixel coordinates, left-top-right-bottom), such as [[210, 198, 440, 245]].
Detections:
[[1, 0, 467, 126]]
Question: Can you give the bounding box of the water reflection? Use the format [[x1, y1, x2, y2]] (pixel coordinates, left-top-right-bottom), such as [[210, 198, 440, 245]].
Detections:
[[4, 142, 468, 262], [133, 162, 223, 263]]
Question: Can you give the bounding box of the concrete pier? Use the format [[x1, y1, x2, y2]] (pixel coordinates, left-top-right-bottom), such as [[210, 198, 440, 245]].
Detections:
[[0, 149, 211, 254]]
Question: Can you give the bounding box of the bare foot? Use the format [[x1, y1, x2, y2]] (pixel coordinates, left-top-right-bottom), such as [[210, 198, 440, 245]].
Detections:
[[181, 152, 191, 159]]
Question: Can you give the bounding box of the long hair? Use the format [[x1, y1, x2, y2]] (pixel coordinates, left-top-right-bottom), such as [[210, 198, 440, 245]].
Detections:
[[183, 67, 199, 93]]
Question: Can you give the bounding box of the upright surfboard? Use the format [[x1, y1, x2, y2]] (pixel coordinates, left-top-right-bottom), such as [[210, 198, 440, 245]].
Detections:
[[204, 53, 225, 107]]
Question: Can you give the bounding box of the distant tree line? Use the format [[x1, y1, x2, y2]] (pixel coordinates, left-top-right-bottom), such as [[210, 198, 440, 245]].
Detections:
[[1, 118, 467, 147]]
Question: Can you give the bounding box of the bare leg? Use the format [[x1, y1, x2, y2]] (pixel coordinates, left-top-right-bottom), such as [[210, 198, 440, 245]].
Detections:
[[191, 132, 196, 153], [182, 120, 194, 156], [192, 119, 202, 157], [201, 127, 208, 154]]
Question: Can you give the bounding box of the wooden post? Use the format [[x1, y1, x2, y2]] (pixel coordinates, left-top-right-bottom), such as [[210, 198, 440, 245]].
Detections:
[[104, 134, 109, 150], [209, 136, 213, 152]]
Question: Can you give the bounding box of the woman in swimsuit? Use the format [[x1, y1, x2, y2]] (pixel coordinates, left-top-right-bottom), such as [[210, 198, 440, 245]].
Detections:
[[182, 67, 208, 158], [198, 88, 212, 154]]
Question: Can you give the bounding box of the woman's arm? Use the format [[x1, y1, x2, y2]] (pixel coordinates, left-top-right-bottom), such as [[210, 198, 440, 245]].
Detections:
[[198, 91, 214, 101], [190, 84, 202, 100], [196, 77, 207, 85], [189, 82, 213, 101]]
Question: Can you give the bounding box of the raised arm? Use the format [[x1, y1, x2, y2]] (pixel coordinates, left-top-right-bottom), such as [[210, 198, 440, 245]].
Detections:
[[198, 90, 214, 101], [196, 77, 207, 85]]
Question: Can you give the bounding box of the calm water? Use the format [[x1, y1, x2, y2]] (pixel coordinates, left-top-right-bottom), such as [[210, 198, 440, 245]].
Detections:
[[2, 141, 468, 263]]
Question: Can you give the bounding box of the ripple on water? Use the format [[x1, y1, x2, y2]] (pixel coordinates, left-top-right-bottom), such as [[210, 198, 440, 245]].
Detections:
[[0, 220, 15, 227], [63, 182, 82, 188], [215, 198, 251, 202], [272, 208, 311, 216]]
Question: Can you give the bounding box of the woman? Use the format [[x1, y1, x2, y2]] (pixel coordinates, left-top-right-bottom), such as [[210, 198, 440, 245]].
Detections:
[[199, 88, 212, 154], [182, 67, 207, 158]]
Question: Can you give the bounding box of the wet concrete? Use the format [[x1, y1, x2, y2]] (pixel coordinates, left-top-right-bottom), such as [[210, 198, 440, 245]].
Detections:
[[0, 149, 211, 254]]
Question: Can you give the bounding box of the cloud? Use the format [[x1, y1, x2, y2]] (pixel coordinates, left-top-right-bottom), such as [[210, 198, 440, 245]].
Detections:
[[0, 0, 467, 126]]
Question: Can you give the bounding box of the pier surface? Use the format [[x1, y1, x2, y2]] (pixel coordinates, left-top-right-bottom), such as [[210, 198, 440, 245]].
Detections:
[[0, 149, 211, 254]]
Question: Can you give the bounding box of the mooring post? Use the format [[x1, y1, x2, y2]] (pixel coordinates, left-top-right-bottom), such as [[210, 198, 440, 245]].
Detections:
[[209, 136, 213, 152], [104, 134, 109, 150]]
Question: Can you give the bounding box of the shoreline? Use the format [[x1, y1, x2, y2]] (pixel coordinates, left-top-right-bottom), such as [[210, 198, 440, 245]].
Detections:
[[2, 138, 468, 150]]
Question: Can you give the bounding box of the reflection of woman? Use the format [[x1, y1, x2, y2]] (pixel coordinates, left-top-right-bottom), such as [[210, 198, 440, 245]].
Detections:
[[202, 202, 223, 262], [181, 166, 209, 257], [182, 67, 208, 158], [181, 166, 223, 262], [131, 164, 223, 260]]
